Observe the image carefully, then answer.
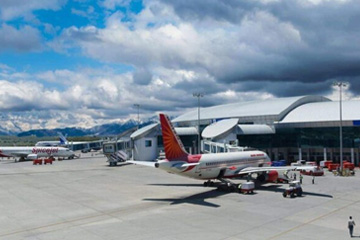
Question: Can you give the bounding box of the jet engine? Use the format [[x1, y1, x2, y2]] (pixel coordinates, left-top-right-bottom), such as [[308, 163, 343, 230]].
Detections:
[[266, 170, 279, 182], [26, 154, 38, 160], [256, 170, 279, 183]]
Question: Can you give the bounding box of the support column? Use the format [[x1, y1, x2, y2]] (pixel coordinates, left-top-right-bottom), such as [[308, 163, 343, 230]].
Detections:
[[274, 148, 279, 161], [298, 148, 302, 161], [284, 148, 289, 163], [324, 147, 327, 161], [330, 149, 334, 162], [351, 148, 354, 164], [307, 148, 310, 161]]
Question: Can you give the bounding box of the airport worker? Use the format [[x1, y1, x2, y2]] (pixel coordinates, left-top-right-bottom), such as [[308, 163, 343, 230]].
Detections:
[[312, 176, 315, 184], [284, 170, 289, 178], [293, 173, 296, 180], [300, 174, 303, 184], [237, 183, 242, 193], [348, 216, 355, 237]]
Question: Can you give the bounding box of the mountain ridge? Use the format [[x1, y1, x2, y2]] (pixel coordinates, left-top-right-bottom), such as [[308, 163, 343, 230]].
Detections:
[[16, 118, 158, 137]]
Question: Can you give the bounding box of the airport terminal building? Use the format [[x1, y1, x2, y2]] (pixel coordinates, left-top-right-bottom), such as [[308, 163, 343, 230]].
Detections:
[[107, 95, 360, 165]]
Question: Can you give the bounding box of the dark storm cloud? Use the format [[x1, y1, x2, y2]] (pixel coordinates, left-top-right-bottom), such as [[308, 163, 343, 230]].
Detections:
[[133, 68, 153, 85], [157, 0, 256, 23], [0, 24, 42, 52], [235, 80, 333, 98], [160, 0, 360, 96], [173, 78, 225, 96]]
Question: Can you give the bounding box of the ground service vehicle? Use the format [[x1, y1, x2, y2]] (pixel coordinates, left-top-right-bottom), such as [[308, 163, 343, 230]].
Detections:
[[283, 181, 303, 198], [300, 166, 324, 176], [238, 182, 255, 194]]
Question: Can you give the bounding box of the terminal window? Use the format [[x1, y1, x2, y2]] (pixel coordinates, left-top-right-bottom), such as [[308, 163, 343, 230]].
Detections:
[[145, 140, 152, 147]]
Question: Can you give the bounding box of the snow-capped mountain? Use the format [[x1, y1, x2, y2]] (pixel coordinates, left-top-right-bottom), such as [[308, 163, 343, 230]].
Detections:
[[16, 118, 158, 137]]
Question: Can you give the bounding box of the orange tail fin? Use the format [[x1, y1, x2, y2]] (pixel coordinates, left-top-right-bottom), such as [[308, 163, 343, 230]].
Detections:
[[159, 113, 188, 161]]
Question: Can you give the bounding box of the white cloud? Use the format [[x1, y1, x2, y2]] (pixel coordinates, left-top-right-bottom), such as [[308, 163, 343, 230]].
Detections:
[[0, 63, 278, 131], [326, 83, 353, 101], [2, 0, 360, 131], [52, 1, 308, 84], [0, 0, 66, 21], [0, 80, 66, 111], [49, 0, 360, 96], [0, 24, 42, 52], [0, 64, 13, 72], [301, 0, 350, 6], [102, 0, 131, 10]]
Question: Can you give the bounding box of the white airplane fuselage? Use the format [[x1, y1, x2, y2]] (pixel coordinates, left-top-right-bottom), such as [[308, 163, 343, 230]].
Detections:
[[0, 147, 74, 159], [35, 141, 65, 147], [156, 150, 270, 180]]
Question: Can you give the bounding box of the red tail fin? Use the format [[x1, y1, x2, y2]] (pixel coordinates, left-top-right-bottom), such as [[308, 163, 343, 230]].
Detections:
[[159, 113, 188, 161]]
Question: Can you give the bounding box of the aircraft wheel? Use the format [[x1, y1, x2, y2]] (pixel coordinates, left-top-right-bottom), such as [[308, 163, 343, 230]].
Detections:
[[203, 182, 208, 187], [298, 189, 303, 197], [229, 185, 236, 192], [282, 192, 287, 198]]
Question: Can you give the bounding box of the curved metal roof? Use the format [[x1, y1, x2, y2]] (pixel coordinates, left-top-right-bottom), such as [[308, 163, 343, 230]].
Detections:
[[130, 123, 159, 140], [280, 100, 360, 125], [173, 96, 330, 125], [237, 124, 275, 135], [175, 127, 198, 135], [202, 118, 239, 139], [131, 124, 198, 140]]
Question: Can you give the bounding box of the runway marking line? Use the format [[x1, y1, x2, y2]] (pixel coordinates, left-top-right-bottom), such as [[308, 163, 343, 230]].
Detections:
[[0, 202, 162, 238], [267, 198, 360, 240]]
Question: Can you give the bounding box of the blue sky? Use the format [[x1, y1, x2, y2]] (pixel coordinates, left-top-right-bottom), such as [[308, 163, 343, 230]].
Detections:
[[1, 0, 143, 73], [0, 0, 360, 132]]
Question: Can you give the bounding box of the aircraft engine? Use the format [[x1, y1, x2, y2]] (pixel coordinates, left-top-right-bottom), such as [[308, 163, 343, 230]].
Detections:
[[257, 170, 279, 183], [26, 154, 38, 160], [266, 170, 278, 182]]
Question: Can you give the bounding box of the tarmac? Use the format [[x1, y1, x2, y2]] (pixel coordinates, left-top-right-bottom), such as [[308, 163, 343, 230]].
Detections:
[[0, 153, 360, 240]]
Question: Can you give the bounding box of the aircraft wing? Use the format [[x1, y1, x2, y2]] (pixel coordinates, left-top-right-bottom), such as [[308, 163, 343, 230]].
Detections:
[[127, 160, 157, 167], [235, 165, 316, 175], [128, 161, 199, 169], [181, 163, 199, 167], [9, 152, 30, 158]]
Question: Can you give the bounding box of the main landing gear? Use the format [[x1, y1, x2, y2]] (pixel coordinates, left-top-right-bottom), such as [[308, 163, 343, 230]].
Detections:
[[203, 179, 238, 192], [203, 180, 215, 187], [218, 179, 237, 192]]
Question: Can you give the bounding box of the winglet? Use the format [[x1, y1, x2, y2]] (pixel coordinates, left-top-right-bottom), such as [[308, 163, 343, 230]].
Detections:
[[159, 113, 188, 161]]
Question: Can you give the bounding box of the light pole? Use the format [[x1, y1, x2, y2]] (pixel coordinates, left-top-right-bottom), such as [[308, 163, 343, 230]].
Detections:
[[193, 93, 204, 154], [133, 104, 140, 130], [333, 81, 348, 175]]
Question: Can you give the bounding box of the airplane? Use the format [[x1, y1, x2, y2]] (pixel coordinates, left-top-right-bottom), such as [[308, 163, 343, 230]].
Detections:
[[35, 132, 102, 152], [130, 113, 312, 190], [0, 146, 75, 161], [35, 132, 68, 147]]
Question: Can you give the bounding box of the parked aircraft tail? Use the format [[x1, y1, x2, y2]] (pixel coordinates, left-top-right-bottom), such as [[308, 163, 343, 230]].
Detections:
[[58, 132, 68, 145], [159, 113, 188, 161]]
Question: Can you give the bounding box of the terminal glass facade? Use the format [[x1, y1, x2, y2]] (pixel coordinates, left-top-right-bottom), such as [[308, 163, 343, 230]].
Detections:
[[237, 126, 360, 164]]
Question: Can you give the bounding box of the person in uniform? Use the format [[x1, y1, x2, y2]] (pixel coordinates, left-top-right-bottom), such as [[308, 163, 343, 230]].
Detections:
[[348, 216, 356, 237]]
